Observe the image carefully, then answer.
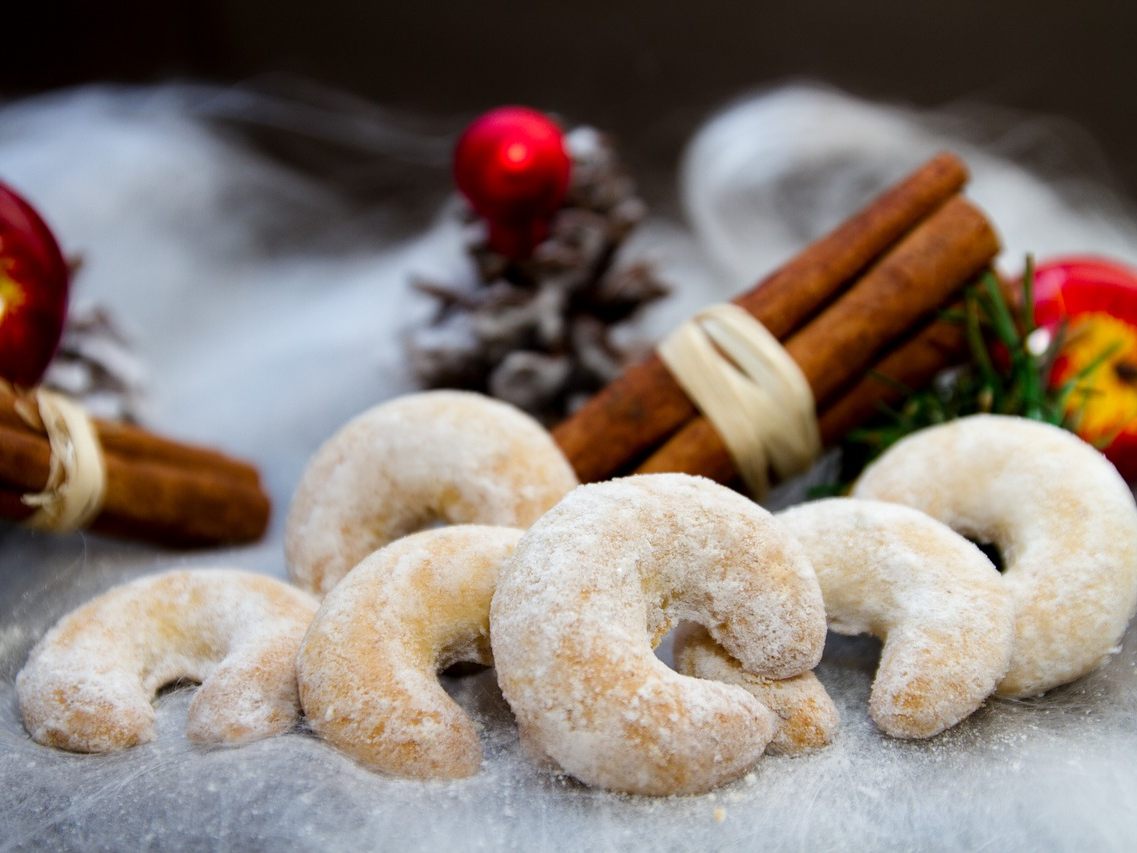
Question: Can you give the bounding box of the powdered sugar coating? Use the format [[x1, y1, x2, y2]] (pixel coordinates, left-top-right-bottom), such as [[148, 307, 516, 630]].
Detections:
[[672, 623, 839, 753], [777, 498, 1014, 738], [853, 414, 1137, 698], [490, 473, 827, 796], [297, 525, 522, 779], [285, 391, 577, 597], [16, 569, 318, 753]]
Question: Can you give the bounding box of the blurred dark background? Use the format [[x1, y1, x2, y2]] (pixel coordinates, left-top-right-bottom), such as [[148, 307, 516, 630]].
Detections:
[[4, 1, 1136, 199]]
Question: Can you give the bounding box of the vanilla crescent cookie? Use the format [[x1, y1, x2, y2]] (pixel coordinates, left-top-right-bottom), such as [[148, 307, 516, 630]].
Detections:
[[672, 623, 839, 753], [286, 391, 577, 596], [297, 525, 522, 779], [491, 473, 827, 796], [853, 414, 1137, 698], [17, 569, 318, 753], [777, 498, 1014, 738]]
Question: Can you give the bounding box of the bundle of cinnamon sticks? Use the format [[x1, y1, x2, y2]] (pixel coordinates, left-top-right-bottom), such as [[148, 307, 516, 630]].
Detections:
[[553, 152, 1000, 488], [0, 383, 270, 546]]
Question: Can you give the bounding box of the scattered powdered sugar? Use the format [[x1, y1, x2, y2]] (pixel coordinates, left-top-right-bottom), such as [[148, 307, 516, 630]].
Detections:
[[490, 474, 825, 795], [853, 415, 1137, 699], [284, 390, 577, 597]]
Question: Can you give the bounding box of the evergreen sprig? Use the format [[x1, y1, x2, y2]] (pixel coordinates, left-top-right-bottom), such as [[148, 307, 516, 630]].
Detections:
[[825, 257, 1113, 490]]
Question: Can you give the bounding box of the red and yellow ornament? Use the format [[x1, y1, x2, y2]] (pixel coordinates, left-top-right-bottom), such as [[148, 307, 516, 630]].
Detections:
[[1033, 256, 1137, 480], [0, 182, 70, 387]]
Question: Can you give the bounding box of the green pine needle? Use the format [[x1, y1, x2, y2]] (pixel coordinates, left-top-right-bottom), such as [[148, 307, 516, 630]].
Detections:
[[820, 255, 1112, 493]]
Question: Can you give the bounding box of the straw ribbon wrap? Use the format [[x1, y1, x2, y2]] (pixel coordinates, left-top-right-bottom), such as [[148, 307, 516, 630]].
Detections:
[[9, 384, 107, 532], [657, 304, 821, 498]]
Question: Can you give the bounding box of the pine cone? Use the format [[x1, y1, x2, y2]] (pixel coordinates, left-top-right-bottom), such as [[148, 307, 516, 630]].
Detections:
[[406, 126, 669, 425]]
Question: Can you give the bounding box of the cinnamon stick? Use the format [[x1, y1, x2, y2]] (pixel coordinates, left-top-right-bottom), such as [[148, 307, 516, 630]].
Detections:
[[817, 306, 969, 444], [636, 196, 999, 483], [0, 385, 261, 487], [0, 422, 270, 546], [553, 152, 969, 482], [816, 273, 1014, 443], [627, 307, 971, 486]]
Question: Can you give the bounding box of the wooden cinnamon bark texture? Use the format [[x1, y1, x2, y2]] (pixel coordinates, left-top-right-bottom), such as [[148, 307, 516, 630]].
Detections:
[[636, 197, 999, 483], [0, 385, 270, 546], [553, 152, 970, 482], [816, 303, 971, 445]]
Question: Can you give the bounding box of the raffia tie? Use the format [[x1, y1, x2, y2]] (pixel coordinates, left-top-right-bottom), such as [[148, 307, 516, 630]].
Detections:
[[6, 382, 107, 532], [657, 304, 821, 499]]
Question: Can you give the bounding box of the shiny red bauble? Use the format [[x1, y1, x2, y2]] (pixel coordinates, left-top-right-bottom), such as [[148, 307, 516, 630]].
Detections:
[[1033, 256, 1137, 328], [1032, 255, 1137, 480], [0, 182, 71, 387], [453, 106, 571, 260]]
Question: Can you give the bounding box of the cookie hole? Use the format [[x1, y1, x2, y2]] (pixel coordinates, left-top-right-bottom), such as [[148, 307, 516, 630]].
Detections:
[[442, 661, 488, 677], [439, 666, 512, 724], [392, 513, 448, 543], [156, 677, 199, 697], [969, 539, 1005, 573], [653, 623, 684, 670], [823, 631, 882, 670]]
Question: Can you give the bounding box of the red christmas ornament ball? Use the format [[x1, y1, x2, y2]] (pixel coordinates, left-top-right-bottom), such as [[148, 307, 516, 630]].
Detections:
[[1030, 255, 1137, 480], [0, 181, 71, 387], [453, 106, 571, 259]]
